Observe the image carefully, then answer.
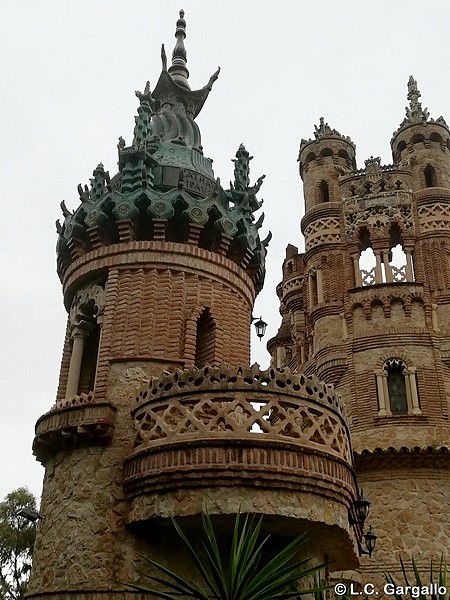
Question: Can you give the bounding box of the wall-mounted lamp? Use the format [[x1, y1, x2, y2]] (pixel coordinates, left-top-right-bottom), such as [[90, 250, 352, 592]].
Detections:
[[18, 508, 44, 523], [349, 489, 371, 525], [252, 316, 268, 340], [349, 490, 377, 557], [358, 526, 377, 557]]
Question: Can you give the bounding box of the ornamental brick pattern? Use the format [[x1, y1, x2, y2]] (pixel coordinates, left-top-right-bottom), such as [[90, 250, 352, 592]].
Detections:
[[29, 13, 361, 599], [269, 77, 450, 579]]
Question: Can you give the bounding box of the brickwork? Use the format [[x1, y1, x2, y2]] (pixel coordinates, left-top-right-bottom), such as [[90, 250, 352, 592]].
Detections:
[[269, 80, 450, 576]]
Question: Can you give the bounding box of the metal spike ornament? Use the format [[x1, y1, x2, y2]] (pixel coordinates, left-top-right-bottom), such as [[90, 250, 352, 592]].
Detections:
[[168, 9, 190, 89]]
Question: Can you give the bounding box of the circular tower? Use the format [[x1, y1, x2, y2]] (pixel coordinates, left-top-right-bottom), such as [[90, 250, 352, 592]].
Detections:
[[271, 78, 450, 583], [297, 120, 356, 382], [28, 12, 359, 600]]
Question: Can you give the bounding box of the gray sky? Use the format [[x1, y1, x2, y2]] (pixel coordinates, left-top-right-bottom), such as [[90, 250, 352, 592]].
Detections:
[[2, 0, 450, 503]]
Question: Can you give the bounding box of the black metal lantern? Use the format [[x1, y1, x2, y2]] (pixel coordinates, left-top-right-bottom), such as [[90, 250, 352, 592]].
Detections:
[[253, 316, 267, 340], [18, 508, 44, 523], [363, 526, 377, 557], [349, 489, 371, 525], [354, 489, 371, 524]]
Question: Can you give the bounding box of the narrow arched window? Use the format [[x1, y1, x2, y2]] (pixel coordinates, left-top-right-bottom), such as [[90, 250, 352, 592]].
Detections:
[[387, 361, 408, 415], [78, 324, 100, 394], [195, 308, 216, 368], [318, 180, 330, 203], [424, 164, 437, 188]]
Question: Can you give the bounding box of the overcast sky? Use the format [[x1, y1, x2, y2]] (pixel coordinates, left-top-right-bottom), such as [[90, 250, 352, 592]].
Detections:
[[2, 0, 450, 503]]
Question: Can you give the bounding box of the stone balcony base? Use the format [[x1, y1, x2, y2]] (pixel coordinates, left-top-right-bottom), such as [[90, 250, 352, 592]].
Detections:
[[33, 392, 117, 464]]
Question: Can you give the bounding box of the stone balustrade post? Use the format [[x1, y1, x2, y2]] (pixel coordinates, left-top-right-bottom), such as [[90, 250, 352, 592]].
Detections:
[[353, 254, 362, 287], [383, 251, 393, 283], [405, 248, 414, 282], [374, 252, 383, 284]]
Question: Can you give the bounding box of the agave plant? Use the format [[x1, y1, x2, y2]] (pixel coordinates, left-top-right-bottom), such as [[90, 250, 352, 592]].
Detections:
[[125, 512, 329, 600], [385, 556, 448, 600]]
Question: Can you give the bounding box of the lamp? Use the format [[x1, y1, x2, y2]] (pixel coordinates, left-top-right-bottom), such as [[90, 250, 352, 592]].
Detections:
[[349, 489, 371, 525], [354, 489, 371, 524], [359, 525, 377, 557], [18, 508, 44, 523], [252, 316, 267, 340]]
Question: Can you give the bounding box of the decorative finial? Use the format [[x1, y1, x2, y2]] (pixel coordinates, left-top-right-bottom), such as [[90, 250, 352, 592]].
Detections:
[[405, 75, 429, 123], [168, 8, 190, 89], [314, 117, 342, 139]]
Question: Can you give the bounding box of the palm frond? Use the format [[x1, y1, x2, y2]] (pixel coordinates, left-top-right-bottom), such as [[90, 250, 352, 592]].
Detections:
[[126, 512, 328, 600]]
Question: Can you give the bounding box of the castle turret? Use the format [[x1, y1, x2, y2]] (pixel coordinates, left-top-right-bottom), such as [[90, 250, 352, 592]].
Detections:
[[273, 77, 450, 582], [29, 12, 359, 600], [391, 76, 450, 189], [299, 117, 356, 212]]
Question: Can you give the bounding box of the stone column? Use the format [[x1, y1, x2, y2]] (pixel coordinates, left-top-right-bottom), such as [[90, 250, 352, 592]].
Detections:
[[353, 255, 362, 287], [374, 252, 383, 284], [381, 371, 391, 415], [383, 252, 393, 283], [406, 368, 421, 415], [376, 370, 392, 416], [65, 321, 91, 400], [405, 249, 414, 282]]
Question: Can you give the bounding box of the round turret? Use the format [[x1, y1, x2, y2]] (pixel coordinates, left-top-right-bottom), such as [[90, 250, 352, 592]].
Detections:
[[391, 76, 450, 190], [55, 13, 270, 299], [298, 117, 356, 214]]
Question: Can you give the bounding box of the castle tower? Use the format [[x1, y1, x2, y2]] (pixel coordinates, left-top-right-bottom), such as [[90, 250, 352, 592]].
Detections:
[[29, 13, 359, 599], [270, 77, 450, 580]]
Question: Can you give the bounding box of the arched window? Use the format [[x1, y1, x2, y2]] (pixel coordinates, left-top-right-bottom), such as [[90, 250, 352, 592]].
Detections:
[[386, 360, 408, 415], [424, 164, 437, 188], [376, 358, 421, 417], [318, 180, 330, 203], [195, 308, 216, 368], [65, 283, 106, 401], [359, 247, 377, 286]]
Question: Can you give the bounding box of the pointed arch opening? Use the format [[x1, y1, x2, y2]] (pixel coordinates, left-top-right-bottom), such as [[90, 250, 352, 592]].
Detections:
[[195, 308, 216, 368]]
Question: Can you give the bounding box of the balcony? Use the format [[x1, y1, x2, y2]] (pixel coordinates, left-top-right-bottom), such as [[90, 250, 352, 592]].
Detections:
[[124, 364, 355, 513], [33, 392, 117, 464]]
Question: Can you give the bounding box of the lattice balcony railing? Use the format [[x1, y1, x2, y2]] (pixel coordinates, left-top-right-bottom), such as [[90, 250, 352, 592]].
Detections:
[[124, 364, 356, 502], [392, 264, 407, 282], [361, 267, 376, 286]]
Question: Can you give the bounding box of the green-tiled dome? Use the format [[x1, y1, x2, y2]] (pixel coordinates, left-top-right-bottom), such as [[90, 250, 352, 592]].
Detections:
[[56, 10, 269, 294]]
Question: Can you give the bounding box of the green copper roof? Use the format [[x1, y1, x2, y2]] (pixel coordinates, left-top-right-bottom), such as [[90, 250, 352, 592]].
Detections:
[[56, 10, 270, 294]]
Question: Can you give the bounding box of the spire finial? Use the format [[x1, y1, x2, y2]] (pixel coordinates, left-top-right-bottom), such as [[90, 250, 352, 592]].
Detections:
[[168, 8, 190, 89], [405, 75, 429, 123]]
